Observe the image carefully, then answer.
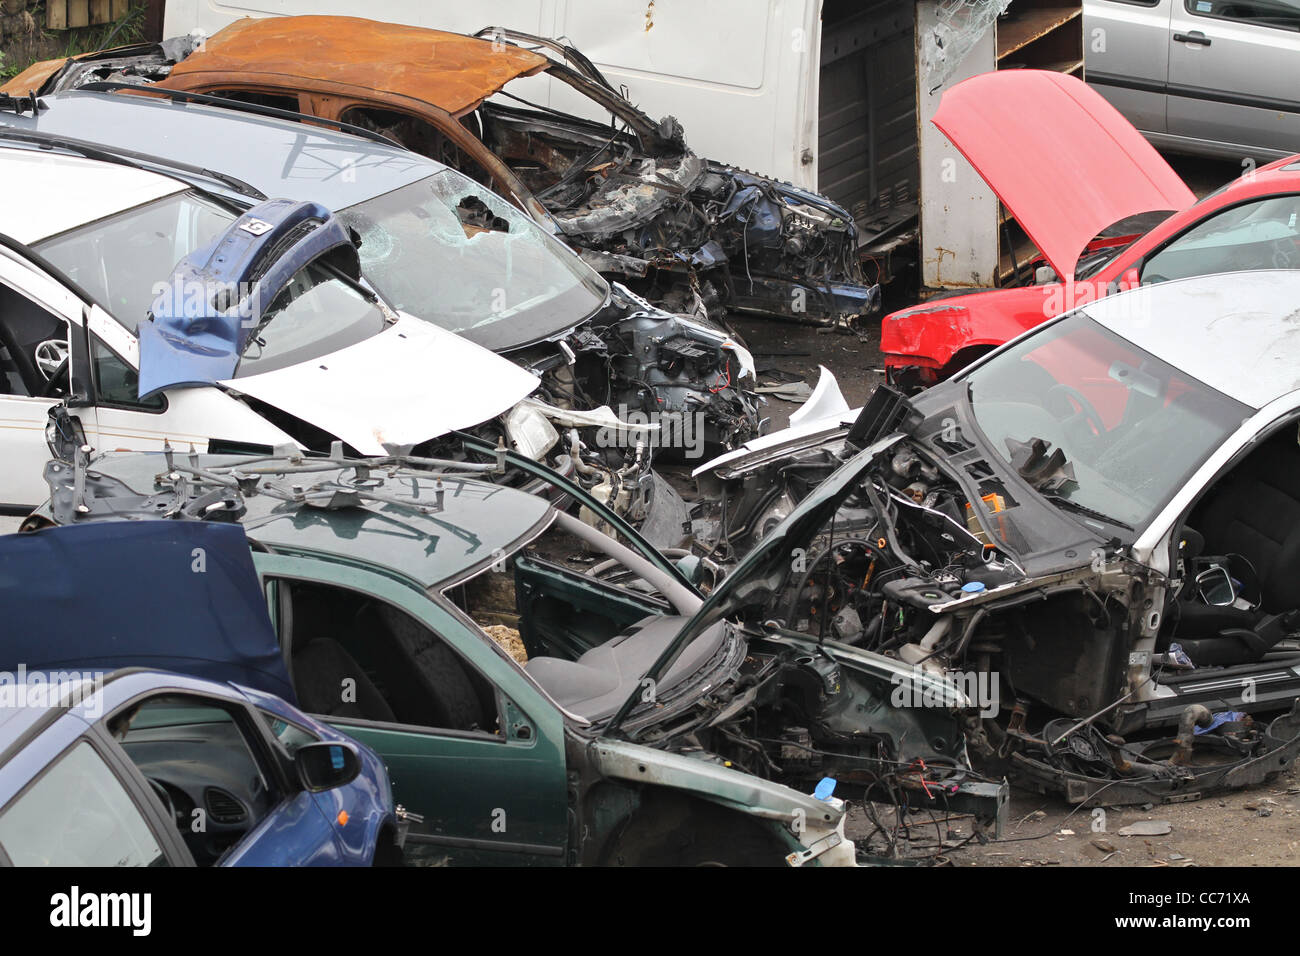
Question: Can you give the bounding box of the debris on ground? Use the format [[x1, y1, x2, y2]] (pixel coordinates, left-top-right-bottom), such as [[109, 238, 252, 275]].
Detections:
[[483, 625, 527, 664]]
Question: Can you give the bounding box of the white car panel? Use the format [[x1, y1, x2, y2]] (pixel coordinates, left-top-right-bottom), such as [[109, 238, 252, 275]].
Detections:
[[221, 313, 539, 455]]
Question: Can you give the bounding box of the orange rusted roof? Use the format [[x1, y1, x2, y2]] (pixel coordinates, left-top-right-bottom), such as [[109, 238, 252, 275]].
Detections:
[[166, 16, 550, 116], [1, 57, 70, 96]]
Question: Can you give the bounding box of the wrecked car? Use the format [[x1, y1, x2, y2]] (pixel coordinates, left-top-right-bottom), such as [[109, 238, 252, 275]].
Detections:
[[694, 270, 1300, 806], [0, 93, 760, 531], [0, 140, 560, 510], [876, 69, 1300, 388], [26, 425, 1009, 861], [0, 524, 405, 866], [3, 16, 880, 328]]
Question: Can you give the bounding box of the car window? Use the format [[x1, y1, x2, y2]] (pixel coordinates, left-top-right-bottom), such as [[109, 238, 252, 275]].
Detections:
[[0, 740, 169, 867], [340, 106, 496, 186], [1140, 195, 1300, 283], [0, 280, 72, 398], [259, 710, 318, 755], [91, 336, 163, 410], [1185, 0, 1300, 32], [210, 89, 303, 113], [337, 169, 607, 351], [34, 191, 235, 333], [272, 578, 499, 736], [109, 694, 281, 867], [967, 313, 1249, 531], [233, 260, 386, 377]]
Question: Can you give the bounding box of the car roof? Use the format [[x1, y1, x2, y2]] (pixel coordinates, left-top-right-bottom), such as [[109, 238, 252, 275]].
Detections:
[[0, 144, 184, 243], [1082, 270, 1300, 410], [169, 15, 550, 117], [1, 90, 438, 210]]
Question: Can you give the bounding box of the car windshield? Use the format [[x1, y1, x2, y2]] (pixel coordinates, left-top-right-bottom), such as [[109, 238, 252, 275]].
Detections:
[[337, 169, 608, 351], [234, 260, 386, 377], [966, 313, 1250, 531], [34, 190, 235, 332]]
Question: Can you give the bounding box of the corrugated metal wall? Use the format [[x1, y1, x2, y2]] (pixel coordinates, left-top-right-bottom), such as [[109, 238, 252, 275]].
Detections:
[[818, 0, 917, 243]]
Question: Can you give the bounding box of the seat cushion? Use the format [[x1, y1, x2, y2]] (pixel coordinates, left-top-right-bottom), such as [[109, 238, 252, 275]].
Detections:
[[526, 615, 728, 720]]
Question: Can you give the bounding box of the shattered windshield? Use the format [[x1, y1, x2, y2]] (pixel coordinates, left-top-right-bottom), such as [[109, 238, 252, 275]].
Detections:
[[966, 313, 1249, 531], [337, 169, 607, 351], [34, 190, 234, 332]]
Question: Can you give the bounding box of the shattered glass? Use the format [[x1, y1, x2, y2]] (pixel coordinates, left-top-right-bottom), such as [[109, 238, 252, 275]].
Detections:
[[337, 168, 607, 350], [920, 0, 1012, 91]]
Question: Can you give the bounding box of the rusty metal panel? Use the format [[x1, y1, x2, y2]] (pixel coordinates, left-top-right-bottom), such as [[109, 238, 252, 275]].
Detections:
[[165, 15, 550, 117], [0, 56, 68, 94]]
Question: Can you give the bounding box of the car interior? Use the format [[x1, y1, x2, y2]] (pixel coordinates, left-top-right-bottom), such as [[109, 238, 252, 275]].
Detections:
[[0, 282, 70, 397], [110, 694, 280, 866], [1166, 423, 1300, 667], [275, 580, 498, 735], [449, 539, 731, 723]]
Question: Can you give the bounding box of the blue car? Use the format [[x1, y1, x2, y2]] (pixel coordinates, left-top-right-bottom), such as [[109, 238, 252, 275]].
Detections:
[[0, 523, 405, 867]]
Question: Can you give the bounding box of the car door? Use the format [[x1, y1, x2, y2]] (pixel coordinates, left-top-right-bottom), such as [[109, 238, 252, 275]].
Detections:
[[97, 689, 346, 867], [254, 553, 571, 866], [1167, 0, 1300, 156], [0, 251, 86, 509], [1085, 0, 1174, 137]]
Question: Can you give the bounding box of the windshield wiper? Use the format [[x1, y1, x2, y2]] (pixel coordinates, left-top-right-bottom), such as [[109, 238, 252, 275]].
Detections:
[[1041, 492, 1133, 531]]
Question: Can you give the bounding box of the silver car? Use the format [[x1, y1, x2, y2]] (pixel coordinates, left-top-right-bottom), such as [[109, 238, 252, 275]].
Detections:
[[1085, 0, 1300, 161]]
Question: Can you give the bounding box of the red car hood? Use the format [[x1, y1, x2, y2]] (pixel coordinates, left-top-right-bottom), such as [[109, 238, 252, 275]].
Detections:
[[933, 70, 1195, 280]]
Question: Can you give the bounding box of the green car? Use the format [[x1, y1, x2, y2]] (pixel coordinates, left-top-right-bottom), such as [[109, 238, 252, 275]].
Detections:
[[29, 432, 1006, 866]]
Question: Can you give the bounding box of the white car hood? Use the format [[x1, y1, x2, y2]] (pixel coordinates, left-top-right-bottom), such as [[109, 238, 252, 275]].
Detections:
[[221, 313, 539, 455]]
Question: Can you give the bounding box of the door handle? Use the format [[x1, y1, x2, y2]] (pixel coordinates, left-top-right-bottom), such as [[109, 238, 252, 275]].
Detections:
[[1173, 31, 1212, 46]]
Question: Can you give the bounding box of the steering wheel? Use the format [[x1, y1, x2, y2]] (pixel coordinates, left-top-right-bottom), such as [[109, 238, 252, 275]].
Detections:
[[147, 777, 183, 829], [38, 356, 69, 398], [1047, 384, 1105, 437]]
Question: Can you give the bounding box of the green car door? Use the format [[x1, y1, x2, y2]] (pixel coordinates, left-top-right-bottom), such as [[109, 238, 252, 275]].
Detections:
[[253, 553, 571, 866]]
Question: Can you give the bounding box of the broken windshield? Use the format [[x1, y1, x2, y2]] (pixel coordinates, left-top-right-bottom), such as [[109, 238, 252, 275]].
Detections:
[[965, 313, 1249, 531], [337, 169, 607, 352]]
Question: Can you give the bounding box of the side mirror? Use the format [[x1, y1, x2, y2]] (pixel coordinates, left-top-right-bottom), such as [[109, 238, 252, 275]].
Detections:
[[1196, 565, 1236, 607], [294, 741, 362, 793], [45, 405, 87, 463]]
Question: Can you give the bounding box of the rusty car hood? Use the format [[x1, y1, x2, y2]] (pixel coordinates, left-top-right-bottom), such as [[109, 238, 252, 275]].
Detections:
[[932, 70, 1194, 281], [165, 15, 549, 117]]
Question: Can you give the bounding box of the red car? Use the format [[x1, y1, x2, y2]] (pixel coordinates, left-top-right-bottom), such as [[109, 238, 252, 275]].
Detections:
[[883, 70, 1300, 389]]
